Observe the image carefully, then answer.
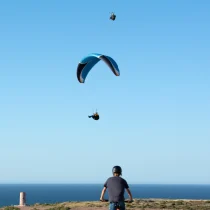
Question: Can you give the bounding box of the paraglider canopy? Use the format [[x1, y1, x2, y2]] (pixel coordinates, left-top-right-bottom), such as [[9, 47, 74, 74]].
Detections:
[[76, 53, 120, 83], [110, 12, 116, 21]]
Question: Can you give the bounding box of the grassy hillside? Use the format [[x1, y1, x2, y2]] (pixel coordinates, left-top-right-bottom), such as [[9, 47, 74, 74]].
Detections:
[[1, 199, 210, 210]]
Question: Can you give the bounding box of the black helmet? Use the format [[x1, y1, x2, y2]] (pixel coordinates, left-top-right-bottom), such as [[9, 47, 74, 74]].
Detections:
[[112, 166, 122, 175]]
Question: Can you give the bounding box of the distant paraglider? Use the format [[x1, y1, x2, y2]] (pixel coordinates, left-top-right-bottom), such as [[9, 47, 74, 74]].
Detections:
[[76, 53, 120, 83], [88, 111, 99, 120], [76, 53, 120, 120], [110, 12, 116, 21]]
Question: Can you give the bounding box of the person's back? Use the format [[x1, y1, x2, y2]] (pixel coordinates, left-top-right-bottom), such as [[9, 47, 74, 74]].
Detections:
[[100, 166, 133, 210], [105, 176, 127, 202]]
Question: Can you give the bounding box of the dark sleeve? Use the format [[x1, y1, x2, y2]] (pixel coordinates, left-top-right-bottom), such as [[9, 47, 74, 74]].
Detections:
[[124, 180, 129, 189], [104, 179, 108, 188]]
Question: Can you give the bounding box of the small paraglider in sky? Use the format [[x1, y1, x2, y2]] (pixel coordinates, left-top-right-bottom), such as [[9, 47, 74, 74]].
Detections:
[[110, 12, 116, 21], [88, 111, 99, 120]]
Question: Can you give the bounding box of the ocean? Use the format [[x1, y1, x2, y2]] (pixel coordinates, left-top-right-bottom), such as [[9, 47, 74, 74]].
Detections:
[[0, 184, 210, 207]]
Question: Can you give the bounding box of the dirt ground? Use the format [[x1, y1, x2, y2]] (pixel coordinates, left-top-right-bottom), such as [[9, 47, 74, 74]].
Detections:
[[3, 199, 210, 210], [16, 207, 107, 210]]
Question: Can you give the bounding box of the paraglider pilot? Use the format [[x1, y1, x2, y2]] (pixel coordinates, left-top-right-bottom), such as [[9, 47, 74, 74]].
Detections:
[[88, 112, 99, 120], [110, 12, 116, 21]]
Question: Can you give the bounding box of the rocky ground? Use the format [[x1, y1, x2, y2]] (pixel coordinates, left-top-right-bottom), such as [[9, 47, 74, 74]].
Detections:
[[1, 199, 210, 210]]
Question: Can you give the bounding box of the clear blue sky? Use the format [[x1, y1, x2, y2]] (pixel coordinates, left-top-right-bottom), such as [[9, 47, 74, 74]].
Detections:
[[0, 0, 209, 184]]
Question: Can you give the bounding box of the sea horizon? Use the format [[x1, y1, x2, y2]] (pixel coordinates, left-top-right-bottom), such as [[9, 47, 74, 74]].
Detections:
[[1, 183, 210, 185]]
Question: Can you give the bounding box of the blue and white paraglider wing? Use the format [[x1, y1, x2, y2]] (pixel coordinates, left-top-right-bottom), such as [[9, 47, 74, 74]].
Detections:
[[76, 53, 120, 83]]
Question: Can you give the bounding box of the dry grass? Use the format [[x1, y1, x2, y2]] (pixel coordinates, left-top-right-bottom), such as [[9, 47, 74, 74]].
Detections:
[[1, 199, 210, 210]]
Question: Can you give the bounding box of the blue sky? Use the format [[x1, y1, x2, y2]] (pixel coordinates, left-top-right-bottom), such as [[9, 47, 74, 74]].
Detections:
[[0, 0, 209, 184]]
